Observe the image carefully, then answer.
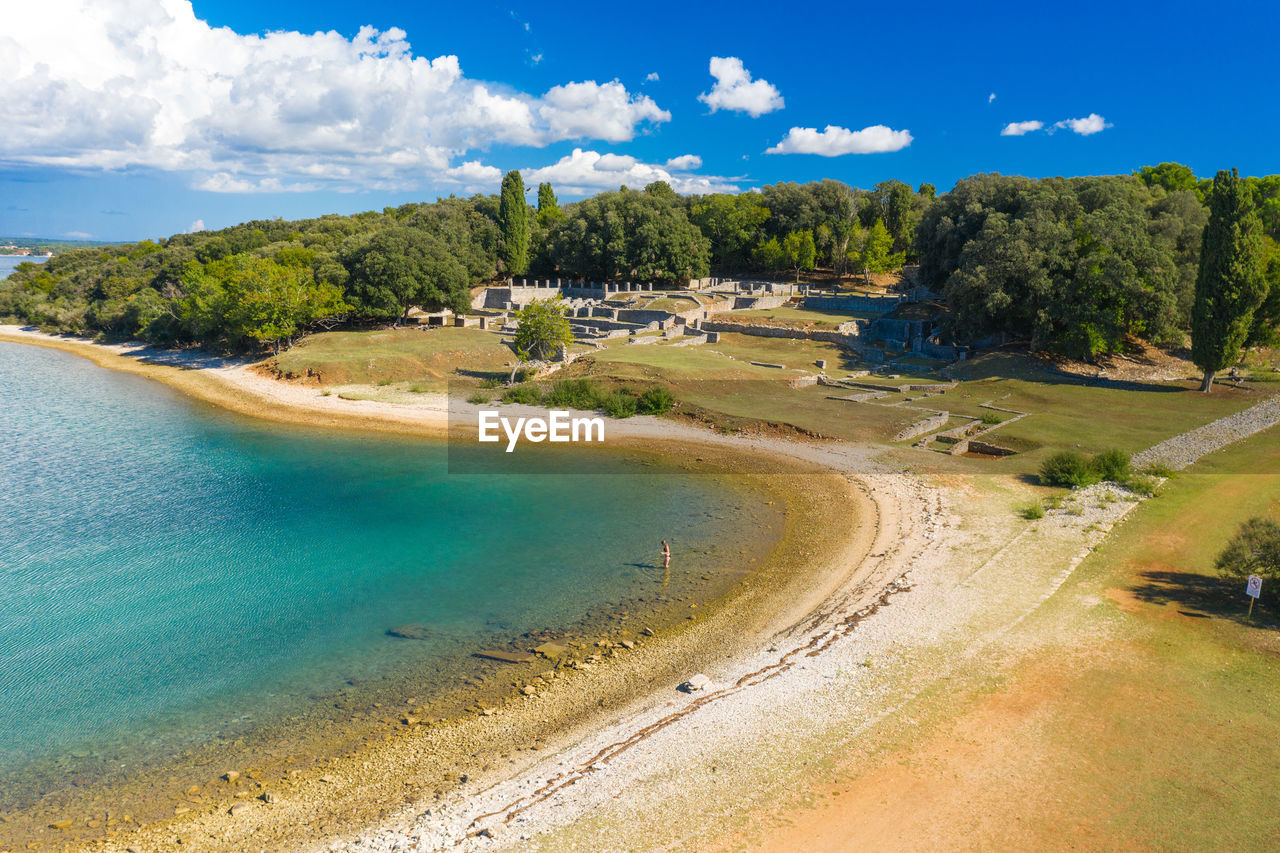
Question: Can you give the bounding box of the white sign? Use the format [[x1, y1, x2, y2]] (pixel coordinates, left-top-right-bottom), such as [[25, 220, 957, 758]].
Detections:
[[1246, 575, 1263, 599], [477, 410, 605, 452]]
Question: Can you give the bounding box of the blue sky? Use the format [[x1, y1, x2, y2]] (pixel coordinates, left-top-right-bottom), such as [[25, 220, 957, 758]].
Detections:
[[2, 0, 1277, 242]]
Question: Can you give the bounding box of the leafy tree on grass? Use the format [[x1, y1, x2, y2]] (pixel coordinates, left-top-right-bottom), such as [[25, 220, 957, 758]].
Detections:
[[499, 170, 530, 276], [511, 296, 574, 382], [1192, 169, 1268, 392], [855, 219, 904, 282], [1216, 517, 1280, 605]]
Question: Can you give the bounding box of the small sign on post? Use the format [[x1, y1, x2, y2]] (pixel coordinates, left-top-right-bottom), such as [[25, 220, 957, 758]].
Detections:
[[1246, 574, 1263, 620]]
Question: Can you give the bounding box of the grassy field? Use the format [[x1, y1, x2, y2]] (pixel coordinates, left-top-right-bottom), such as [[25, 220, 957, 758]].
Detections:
[[729, 306, 877, 326], [267, 327, 516, 389]]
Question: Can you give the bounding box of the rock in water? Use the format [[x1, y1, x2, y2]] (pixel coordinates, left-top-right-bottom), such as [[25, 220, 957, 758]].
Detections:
[[678, 674, 712, 693], [473, 649, 535, 664], [387, 624, 434, 640]]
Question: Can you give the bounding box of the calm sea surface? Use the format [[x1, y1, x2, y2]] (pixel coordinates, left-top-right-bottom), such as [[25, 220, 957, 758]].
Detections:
[[0, 342, 779, 796], [0, 253, 48, 277]]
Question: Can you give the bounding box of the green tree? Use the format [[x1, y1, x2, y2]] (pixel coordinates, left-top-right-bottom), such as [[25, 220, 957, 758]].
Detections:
[[688, 192, 770, 270], [342, 227, 471, 321], [752, 236, 786, 271], [1246, 236, 1280, 349], [511, 296, 574, 380], [1191, 169, 1268, 391], [499, 170, 530, 276], [1216, 517, 1280, 606], [855, 219, 904, 280], [537, 182, 564, 227], [1137, 162, 1202, 199], [782, 229, 816, 281]]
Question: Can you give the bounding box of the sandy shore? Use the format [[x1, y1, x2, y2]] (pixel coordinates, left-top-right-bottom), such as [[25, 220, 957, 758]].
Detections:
[[0, 327, 923, 853]]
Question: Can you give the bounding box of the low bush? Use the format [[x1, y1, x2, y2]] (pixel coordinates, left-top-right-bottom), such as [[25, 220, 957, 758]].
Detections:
[[1139, 461, 1176, 479], [1091, 448, 1132, 483], [1216, 517, 1280, 605], [1019, 501, 1045, 520], [635, 385, 675, 415], [1039, 451, 1098, 488], [467, 392, 490, 405], [502, 383, 543, 405], [1122, 474, 1161, 497], [981, 410, 1003, 425], [602, 390, 638, 418], [544, 378, 604, 409]]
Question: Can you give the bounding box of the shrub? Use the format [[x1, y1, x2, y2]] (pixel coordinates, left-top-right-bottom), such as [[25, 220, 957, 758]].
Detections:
[[1122, 474, 1160, 497], [1039, 451, 1098, 488], [479, 377, 503, 389], [376, 378, 393, 387], [635, 385, 675, 415], [1019, 501, 1045, 520], [1216, 517, 1280, 604], [502, 383, 543, 405], [981, 410, 1003, 425], [409, 383, 431, 393], [544, 378, 603, 409], [1139, 461, 1176, 479], [602, 390, 638, 418], [1091, 448, 1132, 483], [467, 392, 490, 405]]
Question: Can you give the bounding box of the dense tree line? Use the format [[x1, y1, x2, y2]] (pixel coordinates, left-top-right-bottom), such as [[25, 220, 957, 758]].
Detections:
[[2, 163, 1277, 358]]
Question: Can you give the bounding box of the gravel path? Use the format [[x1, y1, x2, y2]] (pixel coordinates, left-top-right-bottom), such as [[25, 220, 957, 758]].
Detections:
[[1134, 392, 1280, 471]]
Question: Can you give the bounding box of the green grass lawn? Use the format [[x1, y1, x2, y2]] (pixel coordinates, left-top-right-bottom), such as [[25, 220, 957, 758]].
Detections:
[[1004, 424, 1280, 848], [729, 306, 878, 326], [268, 327, 514, 388]]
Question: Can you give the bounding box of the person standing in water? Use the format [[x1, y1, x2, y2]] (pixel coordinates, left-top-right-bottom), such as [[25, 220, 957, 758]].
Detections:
[[661, 539, 671, 569]]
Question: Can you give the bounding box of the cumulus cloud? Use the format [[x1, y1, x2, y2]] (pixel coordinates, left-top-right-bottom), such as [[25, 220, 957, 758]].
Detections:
[[1001, 114, 1110, 137], [697, 57, 784, 117], [520, 149, 739, 195], [187, 219, 205, 233], [1000, 120, 1044, 136], [0, 0, 671, 192], [645, 72, 660, 82], [1054, 113, 1110, 135], [988, 92, 997, 103], [766, 125, 912, 156], [665, 154, 702, 170]]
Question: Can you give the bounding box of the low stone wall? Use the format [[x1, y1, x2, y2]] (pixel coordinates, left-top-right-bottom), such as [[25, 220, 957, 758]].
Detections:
[[804, 293, 905, 313], [699, 319, 861, 349], [893, 413, 950, 442]]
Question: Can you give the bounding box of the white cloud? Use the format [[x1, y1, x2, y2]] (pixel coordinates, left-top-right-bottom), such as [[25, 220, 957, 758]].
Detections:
[[766, 125, 912, 156], [697, 56, 784, 117], [988, 92, 997, 103], [521, 148, 739, 195], [1000, 120, 1044, 136], [0, 0, 670, 193], [1054, 113, 1110, 135], [665, 154, 702, 170], [440, 160, 502, 192], [64, 230, 93, 239], [645, 72, 660, 82], [187, 219, 205, 233]]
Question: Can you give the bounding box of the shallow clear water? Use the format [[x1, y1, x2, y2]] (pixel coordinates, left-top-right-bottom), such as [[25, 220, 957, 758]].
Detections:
[[0, 342, 777, 786]]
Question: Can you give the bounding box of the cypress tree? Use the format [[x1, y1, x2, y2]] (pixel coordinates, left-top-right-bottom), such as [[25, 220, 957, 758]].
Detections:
[[499, 170, 530, 276], [536, 182, 562, 226], [1191, 169, 1266, 392]]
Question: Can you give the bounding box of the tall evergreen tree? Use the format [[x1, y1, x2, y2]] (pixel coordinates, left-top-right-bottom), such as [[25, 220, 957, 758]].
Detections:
[[1191, 169, 1267, 391], [536, 182, 563, 227], [499, 170, 530, 276]]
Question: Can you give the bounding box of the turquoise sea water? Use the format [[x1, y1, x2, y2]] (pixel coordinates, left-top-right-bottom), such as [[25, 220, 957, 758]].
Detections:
[[0, 342, 778, 801]]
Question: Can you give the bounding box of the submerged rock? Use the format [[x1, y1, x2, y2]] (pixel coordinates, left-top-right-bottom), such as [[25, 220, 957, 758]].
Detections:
[[387, 624, 435, 640]]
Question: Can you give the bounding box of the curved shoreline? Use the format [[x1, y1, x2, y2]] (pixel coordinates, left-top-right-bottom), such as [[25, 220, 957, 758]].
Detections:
[[0, 327, 907, 853]]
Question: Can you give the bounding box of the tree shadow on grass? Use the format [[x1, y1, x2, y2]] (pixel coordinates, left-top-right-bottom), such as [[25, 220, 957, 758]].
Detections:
[[1129, 570, 1273, 626]]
